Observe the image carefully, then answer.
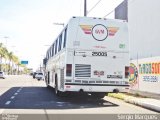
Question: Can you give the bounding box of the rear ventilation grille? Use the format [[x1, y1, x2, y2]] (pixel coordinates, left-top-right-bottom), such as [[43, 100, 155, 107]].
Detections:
[[75, 64, 91, 77]]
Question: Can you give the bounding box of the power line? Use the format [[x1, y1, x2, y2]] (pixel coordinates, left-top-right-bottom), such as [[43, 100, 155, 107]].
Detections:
[[87, 0, 102, 15]]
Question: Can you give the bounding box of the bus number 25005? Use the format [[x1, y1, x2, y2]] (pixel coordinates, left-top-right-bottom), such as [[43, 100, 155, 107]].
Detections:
[[92, 52, 107, 56]]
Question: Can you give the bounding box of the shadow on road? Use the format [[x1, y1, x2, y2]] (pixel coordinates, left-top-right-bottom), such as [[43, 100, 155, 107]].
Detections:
[[0, 87, 118, 109]]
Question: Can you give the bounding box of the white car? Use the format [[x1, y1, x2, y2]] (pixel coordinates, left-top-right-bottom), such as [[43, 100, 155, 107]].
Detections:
[[35, 72, 44, 81], [0, 71, 5, 79]]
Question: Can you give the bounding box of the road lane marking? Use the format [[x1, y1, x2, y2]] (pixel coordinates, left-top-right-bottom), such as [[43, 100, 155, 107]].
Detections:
[[5, 101, 11, 105], [17, 90, 21, 92], [11, 96, 15, 99], [14, 93, 18, 95], [18, 88, 22, 90], [18, 87, 23, 91], [56, 102, 68, 104], [57, 104, 63, 106]]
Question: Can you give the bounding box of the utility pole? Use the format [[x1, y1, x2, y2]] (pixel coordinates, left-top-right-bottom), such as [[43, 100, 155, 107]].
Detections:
[[84, 0, 87, 16], [4, 36, 9, 48]]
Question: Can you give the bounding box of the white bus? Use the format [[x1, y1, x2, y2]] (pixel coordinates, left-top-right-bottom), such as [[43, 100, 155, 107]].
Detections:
[[44, 17, 129, 98]]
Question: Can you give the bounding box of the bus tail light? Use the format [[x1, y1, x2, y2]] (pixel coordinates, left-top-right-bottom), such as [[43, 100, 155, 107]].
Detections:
[[66, 64, 72, 76], [125, 66, 130, 78]]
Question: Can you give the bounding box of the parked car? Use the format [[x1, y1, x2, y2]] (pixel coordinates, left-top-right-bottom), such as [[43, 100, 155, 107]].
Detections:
[[35, 72, 44, 81], [0, 71, 5, 79], [33, 72, 37, 79]]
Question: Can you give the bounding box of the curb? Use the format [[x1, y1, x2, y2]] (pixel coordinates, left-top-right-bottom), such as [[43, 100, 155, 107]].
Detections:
[[124, 98, 160, 112], [108, 93, 160, 112]]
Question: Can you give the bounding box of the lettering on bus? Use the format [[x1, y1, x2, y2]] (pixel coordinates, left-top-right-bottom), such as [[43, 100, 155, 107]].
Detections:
[[92, 24, 108, 41], [95, 29, 104, 34], [92, 52, 107, 56], [107, 75, 123, 79], [94, 46, 106, 49]]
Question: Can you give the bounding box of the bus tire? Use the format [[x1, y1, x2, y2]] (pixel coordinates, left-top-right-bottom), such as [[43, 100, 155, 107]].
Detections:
[[46, 84, 50, 88], [55, 75, 61, 96], [45, 75, 50, 88]]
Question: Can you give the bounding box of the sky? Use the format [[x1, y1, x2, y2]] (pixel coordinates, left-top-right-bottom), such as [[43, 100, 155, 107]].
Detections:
[[0, 0, 123, 71]]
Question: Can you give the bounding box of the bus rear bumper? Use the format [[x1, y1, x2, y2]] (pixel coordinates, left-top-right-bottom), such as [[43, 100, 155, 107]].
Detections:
[[63, 83, 129, 93]]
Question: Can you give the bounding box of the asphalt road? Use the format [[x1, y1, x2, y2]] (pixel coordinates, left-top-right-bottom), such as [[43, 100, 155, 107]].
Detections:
[[0, 75, 158, 114]]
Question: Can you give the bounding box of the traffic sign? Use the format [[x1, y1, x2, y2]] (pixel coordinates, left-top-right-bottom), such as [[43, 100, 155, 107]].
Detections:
[[21, 61, 28, 64]]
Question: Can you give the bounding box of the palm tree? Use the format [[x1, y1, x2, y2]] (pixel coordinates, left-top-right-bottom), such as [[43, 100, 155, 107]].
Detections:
[[0, 43, 23, 74], [0, 43, 4, 71], [0, 43, 8, 71], [8, 52, 14, 74], [12, 55, 20, 74], [2, 47, 9, 72]]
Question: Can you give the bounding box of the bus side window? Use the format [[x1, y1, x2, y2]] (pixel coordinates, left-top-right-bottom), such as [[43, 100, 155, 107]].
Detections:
[[63, 28, 67, 48], [50, 47, 52, 58], [55, 39, 58, 55], [52, 44, 54, 57], [58, 34, 62, 52], [48, 49, 50, 59], [46, 51, 48, 60], [50, 47, 52, 57], [48, 51, 49, 59]]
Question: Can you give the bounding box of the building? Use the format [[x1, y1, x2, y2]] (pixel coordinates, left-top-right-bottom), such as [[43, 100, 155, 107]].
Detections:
[[115, 0, 128, 21], [115, 0, 160, 94], [115, 0, 160, 59]]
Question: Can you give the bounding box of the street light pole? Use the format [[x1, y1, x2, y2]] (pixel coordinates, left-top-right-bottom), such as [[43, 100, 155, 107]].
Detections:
[[4, 36, 9, 47], [84, 0, 87, 16], [53, 23, 64, 27]]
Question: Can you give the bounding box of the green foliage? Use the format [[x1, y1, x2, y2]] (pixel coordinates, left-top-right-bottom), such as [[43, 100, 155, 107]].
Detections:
[[0, 43, 28, 74], [108, 93, 127, 100]]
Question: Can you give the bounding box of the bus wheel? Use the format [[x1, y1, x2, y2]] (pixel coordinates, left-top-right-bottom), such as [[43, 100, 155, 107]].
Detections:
[[45, 77, 49, 88], [55, 79, 61, 96], [46, 83, 50, 88], [55, 74, 68, 97]]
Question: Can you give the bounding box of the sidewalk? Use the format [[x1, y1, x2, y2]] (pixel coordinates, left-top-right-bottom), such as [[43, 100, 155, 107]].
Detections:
[[129, 89, 160, 100], [108, 93, 160, 112]]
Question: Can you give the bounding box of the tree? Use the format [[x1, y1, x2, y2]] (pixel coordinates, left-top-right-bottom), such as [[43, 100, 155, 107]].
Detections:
[[0, 43, 26, 75], [0, 43, 4, 71], [0, 43, 9, 71], [12, 55, 20, 74], [8, 52, 14, 74], [2, 47, 9, 72]]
